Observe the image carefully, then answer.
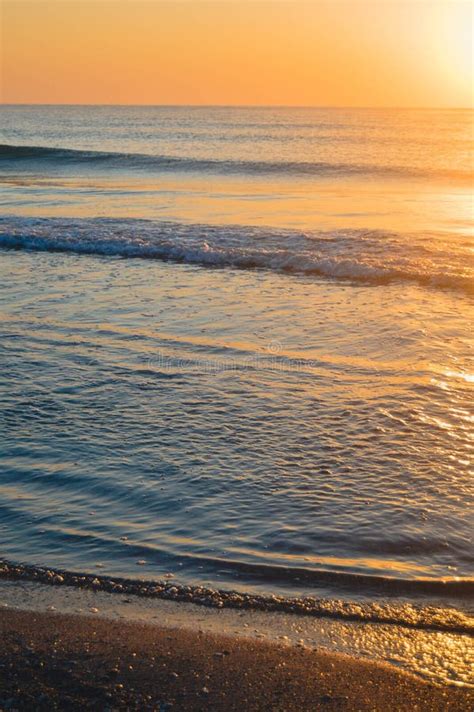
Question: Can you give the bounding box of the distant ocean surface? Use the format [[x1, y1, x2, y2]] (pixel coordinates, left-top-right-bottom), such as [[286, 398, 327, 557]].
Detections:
[[0, 107, 473, 632]]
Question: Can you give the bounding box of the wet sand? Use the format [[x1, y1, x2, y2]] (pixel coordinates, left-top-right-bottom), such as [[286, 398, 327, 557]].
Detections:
[[0, 608, 471, 711]]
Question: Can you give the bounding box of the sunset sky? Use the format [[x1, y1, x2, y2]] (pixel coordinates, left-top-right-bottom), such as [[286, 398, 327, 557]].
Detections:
[[1, 1, 472, 107]]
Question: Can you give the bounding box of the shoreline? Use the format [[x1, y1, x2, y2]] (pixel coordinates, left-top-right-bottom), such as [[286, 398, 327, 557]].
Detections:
[[1, 607, 472, 711], [1, 559, 472, 634], [0, 578, 472, 690]]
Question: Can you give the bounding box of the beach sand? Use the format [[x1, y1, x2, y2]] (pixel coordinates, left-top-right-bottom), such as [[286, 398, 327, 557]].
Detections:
[[0, 608, 472, 711]]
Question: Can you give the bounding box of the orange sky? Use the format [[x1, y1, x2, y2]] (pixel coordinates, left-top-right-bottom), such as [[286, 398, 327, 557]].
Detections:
[[1, 1, 472, 107]]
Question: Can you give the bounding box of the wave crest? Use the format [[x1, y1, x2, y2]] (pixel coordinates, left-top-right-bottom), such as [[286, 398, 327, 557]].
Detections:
[[1, 142, 467, 180], [0, 216, 472, 294]]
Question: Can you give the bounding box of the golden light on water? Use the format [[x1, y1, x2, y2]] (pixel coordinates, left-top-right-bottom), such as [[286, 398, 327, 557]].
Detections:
[[443, 369, 474, 384]]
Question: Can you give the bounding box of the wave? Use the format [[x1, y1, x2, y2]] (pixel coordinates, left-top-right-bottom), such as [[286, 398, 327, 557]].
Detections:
[[1, 559, 472, 634], [0, 216, 472, 294], [0, 143, 464, 181]]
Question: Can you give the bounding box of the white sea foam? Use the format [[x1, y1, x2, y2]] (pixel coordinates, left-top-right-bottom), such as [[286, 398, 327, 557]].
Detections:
[[0, 216, 472, 294]]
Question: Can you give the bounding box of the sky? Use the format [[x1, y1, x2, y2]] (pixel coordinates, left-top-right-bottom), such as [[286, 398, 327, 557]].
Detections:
[[1, 1, 472, 107]]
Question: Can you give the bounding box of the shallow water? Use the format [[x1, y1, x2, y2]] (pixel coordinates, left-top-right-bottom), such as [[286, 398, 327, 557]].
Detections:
[[0, 106, 473, 628]]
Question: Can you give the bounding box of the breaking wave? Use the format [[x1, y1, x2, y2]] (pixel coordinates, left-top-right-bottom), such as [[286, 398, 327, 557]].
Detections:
[[0, 216, 472, 294]]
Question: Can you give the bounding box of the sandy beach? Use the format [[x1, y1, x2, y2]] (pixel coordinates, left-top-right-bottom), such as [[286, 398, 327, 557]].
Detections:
[[1, 606, 472, 711]]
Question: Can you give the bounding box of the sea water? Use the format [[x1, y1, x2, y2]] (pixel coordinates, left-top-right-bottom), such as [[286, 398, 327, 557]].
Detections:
[[0, 106, 472, 653]]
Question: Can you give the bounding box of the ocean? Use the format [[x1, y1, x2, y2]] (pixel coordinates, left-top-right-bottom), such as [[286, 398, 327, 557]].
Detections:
[[0, 106, 472, 681]]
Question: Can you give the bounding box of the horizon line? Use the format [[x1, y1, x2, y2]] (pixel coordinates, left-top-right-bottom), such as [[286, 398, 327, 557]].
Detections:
[[1, 102, 473, 111]]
